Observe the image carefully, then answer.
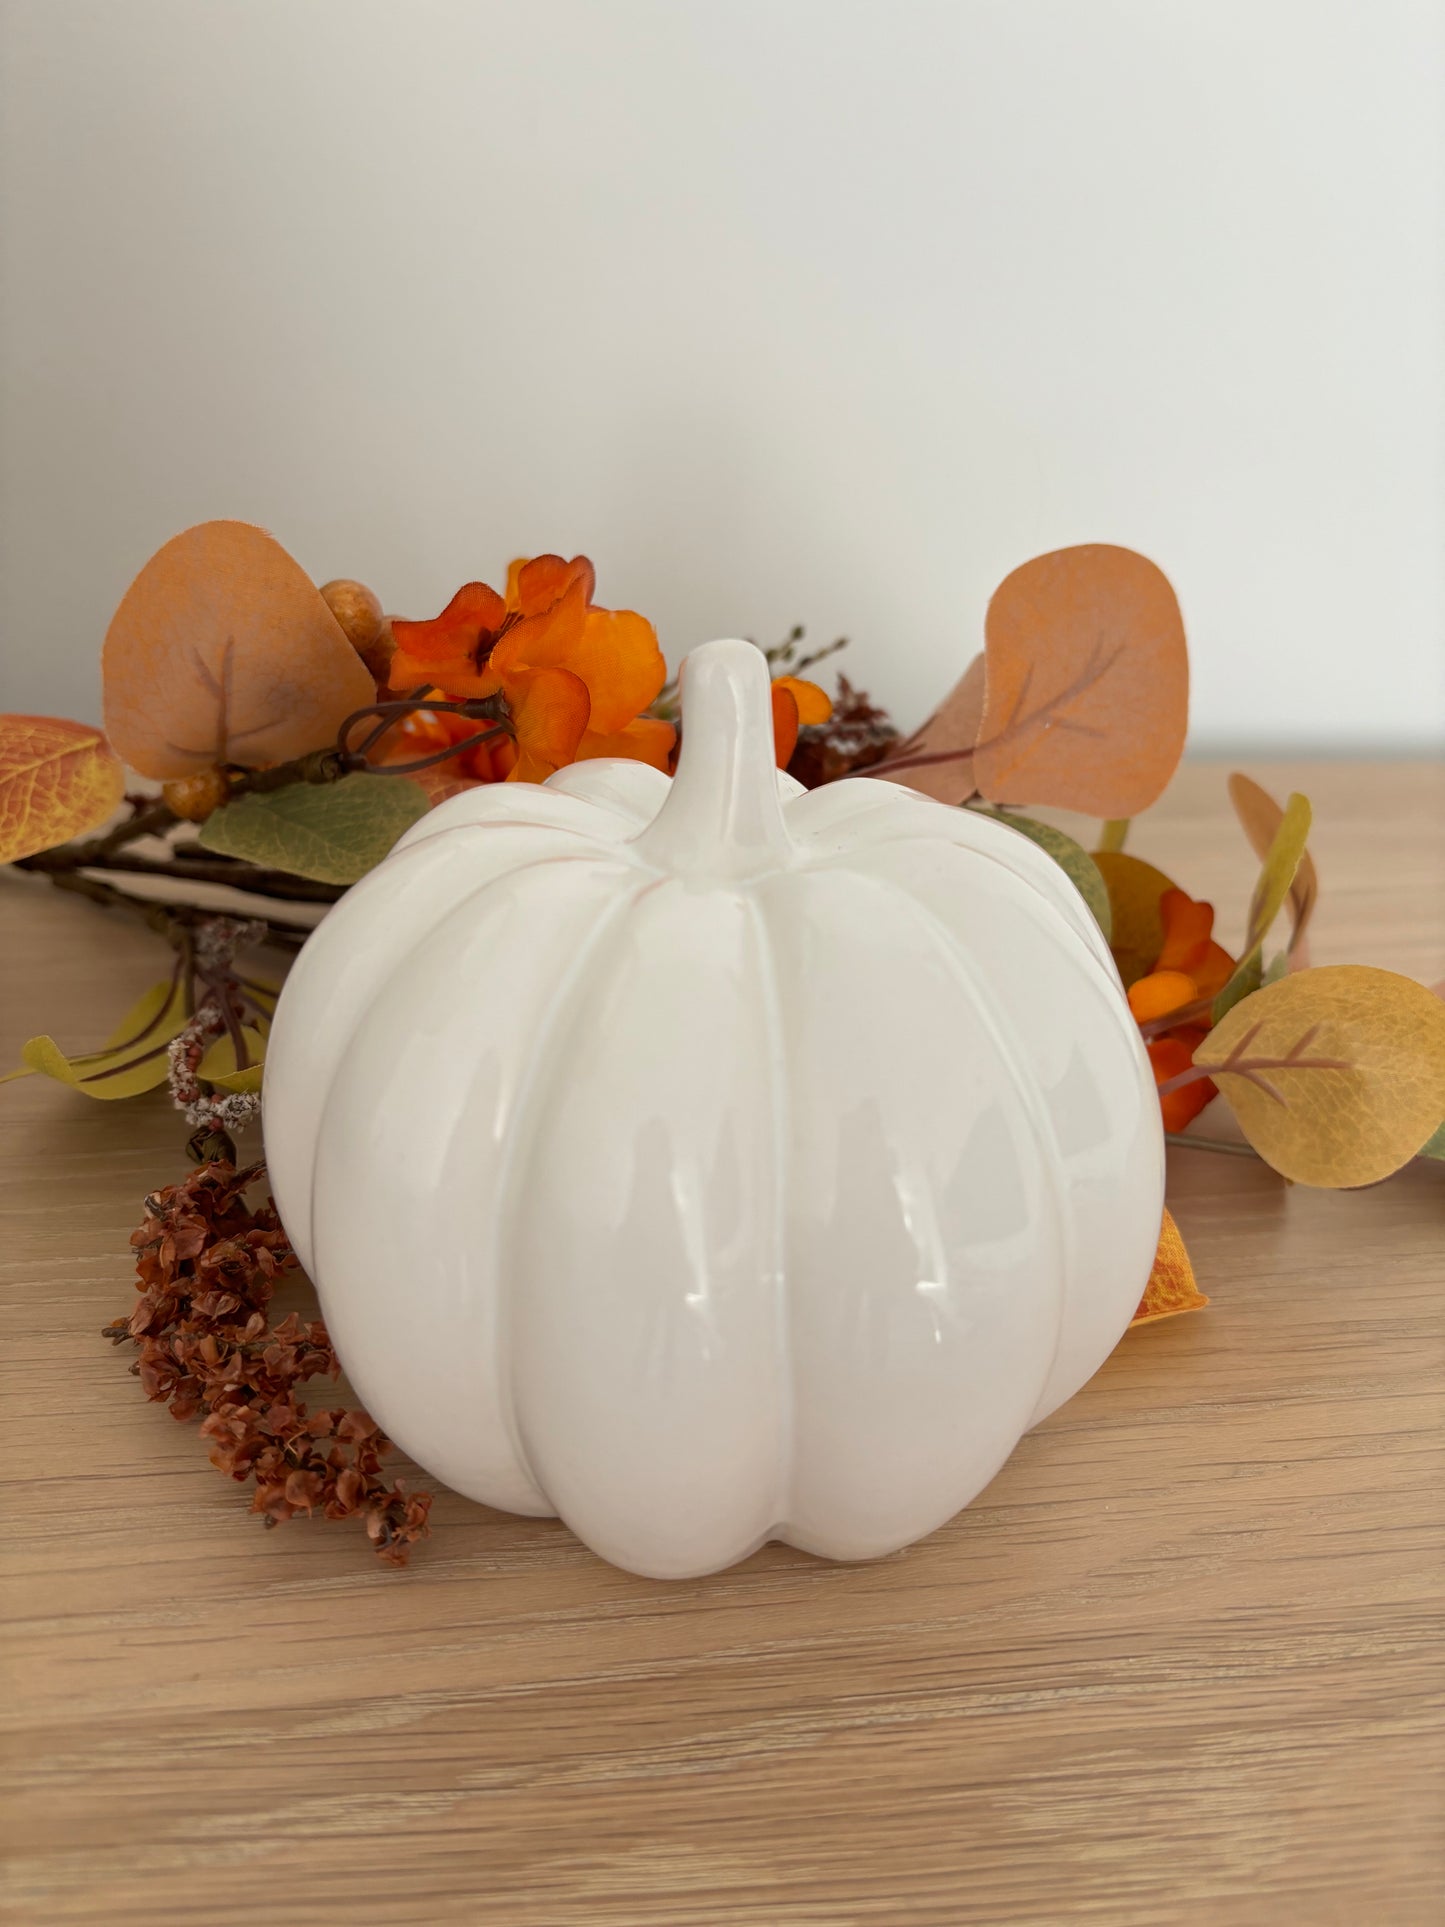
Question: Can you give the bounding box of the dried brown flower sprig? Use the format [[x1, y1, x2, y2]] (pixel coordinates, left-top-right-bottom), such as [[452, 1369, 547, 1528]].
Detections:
[[105, 1159, 432, 1565]]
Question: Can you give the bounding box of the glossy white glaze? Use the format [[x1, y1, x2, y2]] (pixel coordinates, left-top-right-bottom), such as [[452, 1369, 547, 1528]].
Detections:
[[263, 639, 1164, 1577]]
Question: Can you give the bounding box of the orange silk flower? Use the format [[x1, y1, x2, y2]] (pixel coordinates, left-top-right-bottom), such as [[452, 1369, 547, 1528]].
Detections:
[[389, 555, 674, 783], [770, 675, 833, 768], [1127, 887, 1236, 1132]]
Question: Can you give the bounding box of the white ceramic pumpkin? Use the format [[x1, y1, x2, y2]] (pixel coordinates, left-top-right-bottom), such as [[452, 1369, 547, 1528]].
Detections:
[[263, 638, 1164, 1578]]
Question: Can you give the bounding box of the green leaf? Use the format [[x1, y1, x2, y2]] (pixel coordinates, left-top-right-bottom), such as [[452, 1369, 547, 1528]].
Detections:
[[979, 811, 1112, 941], [10, 978, 188, 1100], [199, 773, 430, 884], [1417, 1119, 1445, 1160], [198, 1029, 266, 1095], [1212, 791, 1312, 1021]]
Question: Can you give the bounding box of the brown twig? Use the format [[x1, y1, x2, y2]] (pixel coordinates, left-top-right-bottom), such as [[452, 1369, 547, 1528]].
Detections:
[[1155, 1020, 1350, 1104]]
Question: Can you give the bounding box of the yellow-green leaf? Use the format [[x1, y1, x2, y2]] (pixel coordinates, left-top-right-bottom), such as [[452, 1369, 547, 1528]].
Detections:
[[1097, 818, 1130, 854], [1212, 791, 1312, 1020], [1418, 1119, 1445, 1160], [978, 811, 1111, 940], [1090, 850, 1180, 986], [1228, 773, 1318, 961], [199, 773, 429, 884], [198, 1029, 266, 1095], [1194, 965, 1445, 1186], [11, 978, 189, 1100]]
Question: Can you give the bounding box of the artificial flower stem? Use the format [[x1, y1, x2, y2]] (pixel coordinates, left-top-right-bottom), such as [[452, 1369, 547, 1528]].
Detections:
[[1164, 1132, 1265, 1161]]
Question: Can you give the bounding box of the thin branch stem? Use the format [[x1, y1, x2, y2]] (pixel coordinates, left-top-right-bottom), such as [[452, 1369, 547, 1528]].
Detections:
[[1164, 1132, 1266, 1161]]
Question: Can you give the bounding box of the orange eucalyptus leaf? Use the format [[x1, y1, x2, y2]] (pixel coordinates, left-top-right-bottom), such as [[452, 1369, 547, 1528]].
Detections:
[[0, 714, 125, 862], [1131, 1210, 1208, 1325], [973, 545, 1188, 817], [102, 521, 377, 779], [874, 651, 984, 802]]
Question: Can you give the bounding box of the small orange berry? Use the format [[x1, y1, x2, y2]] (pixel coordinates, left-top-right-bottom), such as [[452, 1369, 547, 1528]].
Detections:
[[162, 768, 230, 820]]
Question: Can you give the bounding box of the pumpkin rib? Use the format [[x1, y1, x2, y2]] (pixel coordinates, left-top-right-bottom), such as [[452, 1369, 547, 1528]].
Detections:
[[744, 887, 797, 1539], [821, 829, 1162, 1424], [269, 829, 626, 1275], [307, 852, 646, 1514], [491, 870, 674, 1512], [869, 867, 1077, 1421]]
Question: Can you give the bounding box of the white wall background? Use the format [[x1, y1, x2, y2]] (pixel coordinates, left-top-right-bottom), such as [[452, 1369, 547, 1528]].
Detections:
[[1, 0, 1442, 749]]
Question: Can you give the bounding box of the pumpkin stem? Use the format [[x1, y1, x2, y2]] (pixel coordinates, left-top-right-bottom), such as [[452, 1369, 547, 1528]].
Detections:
[[636, 639, 794, 878]]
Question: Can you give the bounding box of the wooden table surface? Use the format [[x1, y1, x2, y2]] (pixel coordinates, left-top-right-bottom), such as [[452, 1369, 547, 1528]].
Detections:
[[2, 760, 1442, 1927]]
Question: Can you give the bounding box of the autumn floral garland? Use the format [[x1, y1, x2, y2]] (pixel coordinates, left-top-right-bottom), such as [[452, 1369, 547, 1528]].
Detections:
[[4, 524, 1443, 1566]]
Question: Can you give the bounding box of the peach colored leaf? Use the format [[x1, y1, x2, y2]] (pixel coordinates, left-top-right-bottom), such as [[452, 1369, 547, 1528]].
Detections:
[[1194, 965, 1445, 1187], [1090, 850, 1181, 987], [0, 714, 125, 862], [102, 521, 377, 780], [1130, 1209, 1208, 1325], [873, 652, 984, 802], [1227, 773, 1318, 966], [973, 545, 1188, 817]]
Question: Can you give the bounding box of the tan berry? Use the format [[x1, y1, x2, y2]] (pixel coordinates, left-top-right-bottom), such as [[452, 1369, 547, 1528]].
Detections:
[[162, 768, 230, 821], [320, 578, 394, 682]]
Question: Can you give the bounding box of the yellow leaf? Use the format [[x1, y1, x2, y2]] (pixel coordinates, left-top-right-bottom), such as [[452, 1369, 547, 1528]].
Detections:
[[1090, 850, 1180, 987], [1227, 773, 1318, 962], [14, 978, 189, 1100], [1194, 965, 1445, 1187], [197, 1029, 267, 1095], [1130, 1209, 1208, 1325], [0, 714, 125, 863], [973, 546, 1189, 818], [1212, 790, 1312, 1020]]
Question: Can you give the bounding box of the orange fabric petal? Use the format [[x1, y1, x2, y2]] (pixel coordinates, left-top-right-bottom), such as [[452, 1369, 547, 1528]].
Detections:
[[574, 715, 677, 771], [774, 675, 833, 727], [390, 583, 507, 669], [1127, 970, 1199, 1024], [490, 570, 592, 682], [771, 683, 800, 768], [1190, 940, 1236, 1000], [508, 554, 596, 618], [1156, 887, 1215, 973], [463, 734, 517, 782], [1147, 1027, 1216, 1132], [1131, 1208, 1208, 1325], [552, 607, 668, 735], [505, 666, 590, 781], [387, 652, 495, 699]]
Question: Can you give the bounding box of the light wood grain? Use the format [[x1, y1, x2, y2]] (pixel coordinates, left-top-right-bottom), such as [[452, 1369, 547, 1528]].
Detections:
[[2, 761, 1442, 1927]]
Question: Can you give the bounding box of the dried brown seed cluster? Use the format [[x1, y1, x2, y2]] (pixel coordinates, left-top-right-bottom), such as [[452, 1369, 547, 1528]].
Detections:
[[106, 1159, 431, 1565]]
